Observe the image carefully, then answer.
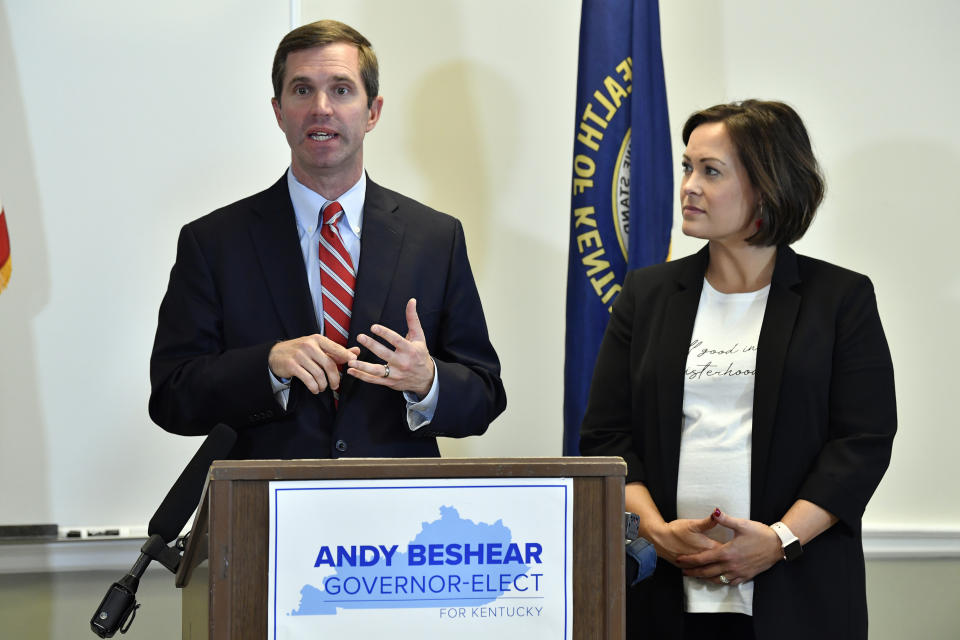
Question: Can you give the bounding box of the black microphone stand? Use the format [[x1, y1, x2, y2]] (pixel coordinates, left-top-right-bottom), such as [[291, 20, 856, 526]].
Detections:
[[88, 423, 236, 638], [89, 533, 187, 637]]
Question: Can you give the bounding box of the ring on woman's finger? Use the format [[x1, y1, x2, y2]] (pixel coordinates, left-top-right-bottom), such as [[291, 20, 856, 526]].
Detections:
[[719, 574, 730, 585], [382, 363, 391, 378]]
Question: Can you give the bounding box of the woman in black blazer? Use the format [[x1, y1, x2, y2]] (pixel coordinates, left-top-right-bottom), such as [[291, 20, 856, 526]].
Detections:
[[580, 100, 896, 640]]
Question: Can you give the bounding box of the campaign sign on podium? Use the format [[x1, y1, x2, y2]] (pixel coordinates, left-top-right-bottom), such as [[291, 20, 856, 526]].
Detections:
[[268, 477, 573, 639]]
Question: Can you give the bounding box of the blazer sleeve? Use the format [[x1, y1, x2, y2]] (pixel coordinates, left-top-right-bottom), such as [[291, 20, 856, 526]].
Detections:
[[416, 219, 506, 438], [579, 271, 648, 484], [797, 275, 897, 530], [148, 224, 285, 435]]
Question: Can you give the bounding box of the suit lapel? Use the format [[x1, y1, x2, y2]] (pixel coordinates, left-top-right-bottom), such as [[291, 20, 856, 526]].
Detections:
[[247, 174, 319, 340], [751, 245, 801, 513], [656, 246, 709, 519], [339, 177, 405, 401]]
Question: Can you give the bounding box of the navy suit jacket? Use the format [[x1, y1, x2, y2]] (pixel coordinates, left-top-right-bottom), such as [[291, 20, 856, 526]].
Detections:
[[149, 174, 506, 459], [580, 244, 896, 639]]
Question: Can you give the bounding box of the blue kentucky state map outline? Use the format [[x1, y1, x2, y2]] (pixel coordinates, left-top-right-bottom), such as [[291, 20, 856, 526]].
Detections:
[[290, 505, 534, 615]]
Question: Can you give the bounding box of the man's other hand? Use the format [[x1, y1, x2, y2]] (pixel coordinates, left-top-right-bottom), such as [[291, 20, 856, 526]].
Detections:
[[347, 298, 435, 397], [268, 335, 361, 394]]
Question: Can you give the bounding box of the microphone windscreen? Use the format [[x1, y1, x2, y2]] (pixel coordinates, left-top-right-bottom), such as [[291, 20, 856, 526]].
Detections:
[[148, 423, 237, 542], [625, 537, 657, 587]]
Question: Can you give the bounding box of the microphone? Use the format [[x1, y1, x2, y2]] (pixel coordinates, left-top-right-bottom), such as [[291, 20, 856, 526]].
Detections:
[[148, 423, 238, 543], [90, 423, 237, 638], [624, 512, 656, 587], [625, 537, 656, 587]]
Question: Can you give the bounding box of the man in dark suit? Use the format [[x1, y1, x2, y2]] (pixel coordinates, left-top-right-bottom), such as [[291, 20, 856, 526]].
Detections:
[[149, 20, 506, 459]]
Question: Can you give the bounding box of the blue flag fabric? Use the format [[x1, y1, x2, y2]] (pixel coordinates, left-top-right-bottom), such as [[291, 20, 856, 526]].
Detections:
[[563, 0, 673, 455]]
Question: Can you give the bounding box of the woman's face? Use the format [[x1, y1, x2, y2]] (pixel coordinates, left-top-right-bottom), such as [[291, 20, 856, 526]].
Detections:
[[680, 122, 760, 246]]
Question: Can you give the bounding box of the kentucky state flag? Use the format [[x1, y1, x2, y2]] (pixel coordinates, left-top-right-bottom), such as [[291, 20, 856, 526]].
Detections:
[[563, 0, 673, 455], [0, 197, 10, 294]]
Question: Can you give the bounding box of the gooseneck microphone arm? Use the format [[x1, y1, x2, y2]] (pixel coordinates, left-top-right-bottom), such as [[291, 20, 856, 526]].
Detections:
[[90, 423, 237, 638]]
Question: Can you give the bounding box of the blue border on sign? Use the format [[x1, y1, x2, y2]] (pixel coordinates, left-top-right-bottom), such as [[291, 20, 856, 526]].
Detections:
[[271, 482, 571, 639]]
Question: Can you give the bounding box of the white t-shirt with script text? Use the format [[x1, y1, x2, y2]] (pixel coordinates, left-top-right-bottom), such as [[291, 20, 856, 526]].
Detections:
[[677, 278, 770, 615]]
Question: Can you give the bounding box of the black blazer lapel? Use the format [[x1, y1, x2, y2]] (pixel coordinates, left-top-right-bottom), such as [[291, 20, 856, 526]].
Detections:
[[656, 246, 709, 518], [247, 174, 319, 340], [751, 245, 802, 513], [339, 177, 405, 401]]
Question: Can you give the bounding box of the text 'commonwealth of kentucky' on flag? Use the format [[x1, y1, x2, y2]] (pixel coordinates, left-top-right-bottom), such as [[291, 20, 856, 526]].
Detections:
[[563, 0, 673, 455], [0, 197, 10, 295]]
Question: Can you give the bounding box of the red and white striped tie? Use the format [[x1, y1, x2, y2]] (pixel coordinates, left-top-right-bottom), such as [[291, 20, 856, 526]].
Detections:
[[318, 201, 355, 347]]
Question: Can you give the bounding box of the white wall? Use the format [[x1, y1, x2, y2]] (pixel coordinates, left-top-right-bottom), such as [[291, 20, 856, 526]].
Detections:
[[304, 0, 583, 463], [2, 0, 959, 638], [0, 0, 290, 527], [1, 0, 957, 537], [660, 1, 960, 530], [300, 0, 960, 531]]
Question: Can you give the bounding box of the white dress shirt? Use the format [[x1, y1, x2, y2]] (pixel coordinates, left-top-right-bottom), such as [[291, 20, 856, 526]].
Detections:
[[269, 169, 438, 429]]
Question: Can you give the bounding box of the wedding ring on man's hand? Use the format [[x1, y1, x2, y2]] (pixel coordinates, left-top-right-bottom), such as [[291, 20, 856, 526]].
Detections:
[[719, 574, 730, 585], [382, 364, 391, 378]]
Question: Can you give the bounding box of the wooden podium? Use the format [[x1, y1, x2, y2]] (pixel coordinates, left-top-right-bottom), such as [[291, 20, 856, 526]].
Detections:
[[176, 457, 626, 639]]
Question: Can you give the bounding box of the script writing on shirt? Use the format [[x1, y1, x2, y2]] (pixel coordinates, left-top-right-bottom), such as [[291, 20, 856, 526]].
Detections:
[[685, 339, 758, 380]]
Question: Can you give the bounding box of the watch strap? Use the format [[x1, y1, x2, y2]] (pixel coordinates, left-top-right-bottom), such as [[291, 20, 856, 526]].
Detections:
[[770, 521, 802, 561]]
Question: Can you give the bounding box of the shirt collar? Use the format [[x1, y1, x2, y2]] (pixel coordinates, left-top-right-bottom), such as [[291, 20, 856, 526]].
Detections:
[[286, 169, 366, 236]]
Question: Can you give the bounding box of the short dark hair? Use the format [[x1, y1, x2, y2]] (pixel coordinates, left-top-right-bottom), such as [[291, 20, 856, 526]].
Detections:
[[682, 100, 825, 246], [272, 20, 379, 108]]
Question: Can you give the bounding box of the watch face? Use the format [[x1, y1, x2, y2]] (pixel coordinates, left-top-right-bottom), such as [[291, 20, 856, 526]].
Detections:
[[783, 541, 803, 562]]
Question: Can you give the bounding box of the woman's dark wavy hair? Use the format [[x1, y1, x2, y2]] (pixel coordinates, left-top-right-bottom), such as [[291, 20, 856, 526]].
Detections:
[[682, 100, 825, 246]]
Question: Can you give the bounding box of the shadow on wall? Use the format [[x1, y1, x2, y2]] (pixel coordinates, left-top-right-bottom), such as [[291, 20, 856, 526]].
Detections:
[[408, 59, 565, 458], [319, 0, 525, 276], [825, 138, 960, 513], [826, 137, 960, 358], [301, 0, 561, 456], [0, 6, 52, 520], [0, 3, 53, 637], [395, 3, 567, 457], [405, 58, 523, 274]]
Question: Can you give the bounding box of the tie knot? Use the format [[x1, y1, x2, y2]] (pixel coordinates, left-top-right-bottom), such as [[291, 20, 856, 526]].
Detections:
[[322, 201, 344, 226]]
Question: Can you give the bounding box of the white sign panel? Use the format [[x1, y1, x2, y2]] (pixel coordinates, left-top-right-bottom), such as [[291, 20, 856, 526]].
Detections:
[[268, 477, 573, 639]]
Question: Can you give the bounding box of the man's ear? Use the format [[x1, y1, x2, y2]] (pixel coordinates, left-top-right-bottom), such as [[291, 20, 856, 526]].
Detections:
[[366, 95, 384, 132], [271, 97, 283, 126]]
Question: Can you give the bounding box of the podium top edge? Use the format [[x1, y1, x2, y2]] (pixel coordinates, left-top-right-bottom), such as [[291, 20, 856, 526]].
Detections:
[[208, 456, 626, 480]]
